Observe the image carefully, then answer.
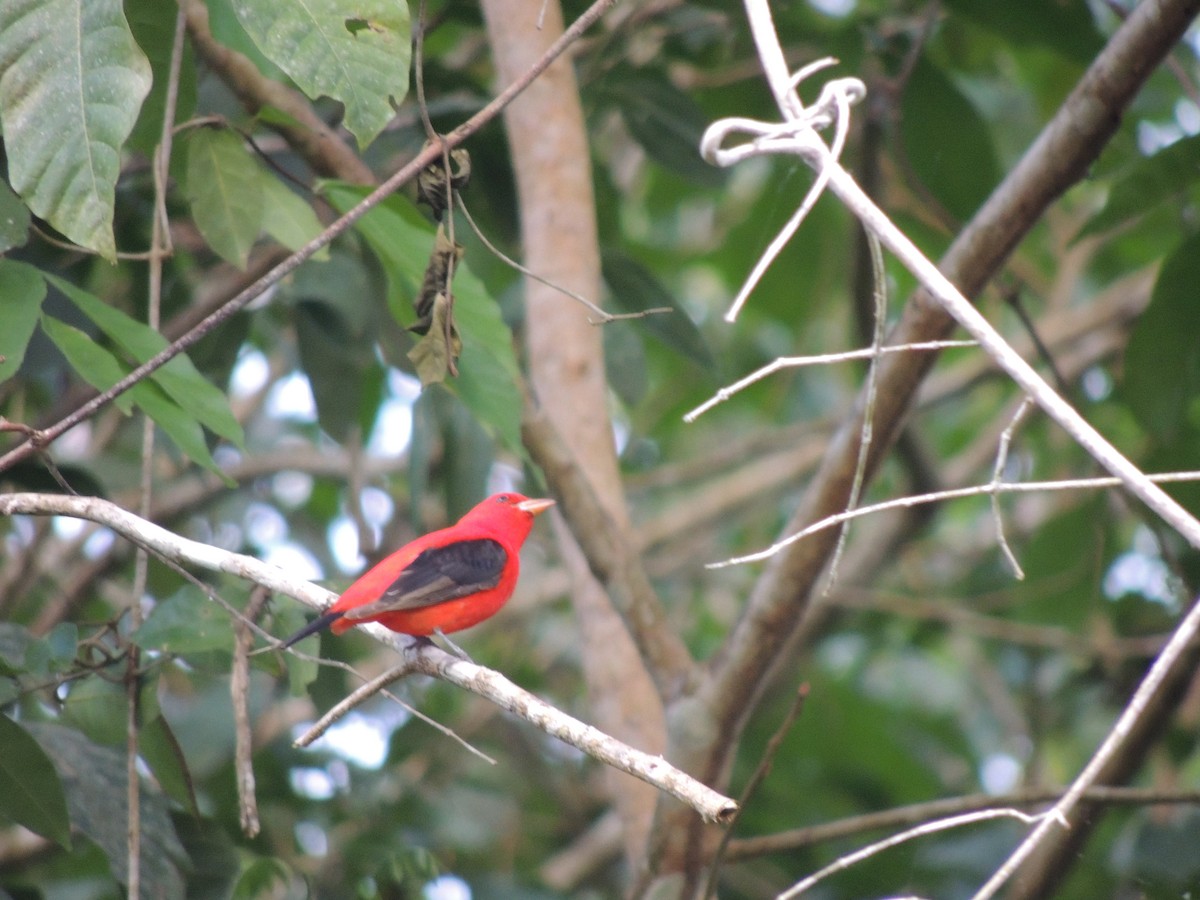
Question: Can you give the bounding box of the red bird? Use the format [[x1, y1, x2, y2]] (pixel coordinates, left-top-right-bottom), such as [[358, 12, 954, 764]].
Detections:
[[281, 492, 555, 647]]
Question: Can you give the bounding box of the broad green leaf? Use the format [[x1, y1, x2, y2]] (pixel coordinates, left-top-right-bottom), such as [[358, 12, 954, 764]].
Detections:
[[135, 586, 233, 655], [139, 715, 199, 817], [47, 275, 245, 446], [62, 675, 127, 746], [0, 0, 151, 259], [603, 318, 648, 407], [288, 251, 384, 440], [40, 314, 135, 415], [322, 183, 523, 455], [28, 622, 80, 677], [0, 177, 31, 252], [26, 723, 186, 900], [232, 0, 411, 148], [1123, 231, 1200, 439], [942, 0, 1103, 65], [1079, 134, 1200, 239], [0, 259, 45, 384], [0, 715, 72, 848], [233, 857, 297, 900], [901, 56, 1000, 223], [601, 249, 716, 370], [260, 175, 327, 256], [126, 0, 197, 154], [183, 128, 264, 268], [600, 69, 725, 187], [40, 314, 224, 473]]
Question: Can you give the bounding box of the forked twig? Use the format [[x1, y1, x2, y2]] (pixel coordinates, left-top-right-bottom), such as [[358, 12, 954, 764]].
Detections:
[[707, 469, 1200, 570], [683, 340, 976, 422]]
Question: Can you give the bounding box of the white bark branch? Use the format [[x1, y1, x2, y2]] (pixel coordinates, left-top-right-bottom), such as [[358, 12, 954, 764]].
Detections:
[[0, 492, 735, 825]]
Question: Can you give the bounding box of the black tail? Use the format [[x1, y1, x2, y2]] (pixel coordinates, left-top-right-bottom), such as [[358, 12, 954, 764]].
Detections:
[[279, 610, 343, 649]]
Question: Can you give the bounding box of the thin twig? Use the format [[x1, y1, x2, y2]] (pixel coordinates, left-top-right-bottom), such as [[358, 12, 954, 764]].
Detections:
[[726, 785, 1200, 861], [127, 14, 188, 893], [778, 808, 1044, 899], [233, 587, 270, 837], [990, 398, 1032, 579], [822, 230, 886, 593], [456, 195, 662, 323], [0, 0, 622, 475], [707, 0, 1200, 551], [707, 469, 1200, 569], [683, 340, 977, 422], [704, 683, 809, 898], [292, 660, 497, 765]]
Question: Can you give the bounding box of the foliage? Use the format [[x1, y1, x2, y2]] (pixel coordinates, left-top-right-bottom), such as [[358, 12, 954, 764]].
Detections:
[[2, 0, 1200, 898]]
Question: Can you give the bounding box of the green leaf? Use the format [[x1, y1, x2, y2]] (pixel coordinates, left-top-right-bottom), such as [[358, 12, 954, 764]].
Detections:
[[603, 319, 647, 407], [295, 297, 385, 442], [183, 128, 265, 268], [260, 175, 327, 256], [231, 0, 411, 148], [126, 0, 197, 154], [901, 56, 1000, 222], [942, 0, 1103, 65], [26, 723, 187, 900], [322, 183, 524, 455], [40, 314, 135, 414], [288, 251, 385, 441], [139, 715, 199, 818], [40, 314, 226, 474], [601, 249, 716, 370], [0, 0, 151, 259], [38, 622, 80, 674], [0, 715, 72, 848], [232, 857, 297, 900], [0, 259, 45, 384], [1123, 230, 1200, 439], [0, 176, 31, 252], [135, 586, 233, 655], [47, 275, 245, 446], [1080, 134, 1200, 239], [600, 69, 725, 187], [62, 675, 128, 746]]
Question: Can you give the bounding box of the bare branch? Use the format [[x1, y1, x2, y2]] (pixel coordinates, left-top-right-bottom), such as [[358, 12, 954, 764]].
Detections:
[[0, 493, 734, 825], [725, 786, 1200, 862], [780, 808, 1044, 899]]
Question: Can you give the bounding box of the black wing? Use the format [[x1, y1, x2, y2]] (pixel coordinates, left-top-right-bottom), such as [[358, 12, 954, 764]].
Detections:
[[342, 538, 507, 621]]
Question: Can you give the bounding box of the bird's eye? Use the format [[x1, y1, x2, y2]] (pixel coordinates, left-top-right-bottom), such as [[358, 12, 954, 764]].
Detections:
[[496, 494, 512, 504]]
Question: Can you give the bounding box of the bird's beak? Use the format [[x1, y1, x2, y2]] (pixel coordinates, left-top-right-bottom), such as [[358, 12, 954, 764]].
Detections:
[[517, 497, 556, 517]]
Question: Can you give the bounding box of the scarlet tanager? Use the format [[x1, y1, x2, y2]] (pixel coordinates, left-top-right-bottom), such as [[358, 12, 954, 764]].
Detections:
[[280, 492, 554, 647]]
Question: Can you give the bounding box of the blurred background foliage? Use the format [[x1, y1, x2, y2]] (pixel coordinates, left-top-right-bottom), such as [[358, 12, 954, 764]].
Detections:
[[2, 0, 1200, 897]]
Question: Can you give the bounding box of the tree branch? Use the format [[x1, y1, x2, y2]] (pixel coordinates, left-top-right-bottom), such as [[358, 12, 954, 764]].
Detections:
[[634, 0, 1200, 892], [0, 492, 734, 825], [0, 0, 621, 476], [702, 0, 1200, 785]]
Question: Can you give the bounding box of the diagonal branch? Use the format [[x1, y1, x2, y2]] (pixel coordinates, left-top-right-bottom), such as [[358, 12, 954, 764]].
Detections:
[[0, 0, 620, 476], [664, 0, 1200, 895], [0, 492, 734, 824], [702, 0, 1200, 785]]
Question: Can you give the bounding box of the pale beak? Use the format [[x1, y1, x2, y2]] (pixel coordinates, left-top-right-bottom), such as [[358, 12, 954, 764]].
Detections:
[[517, 497, 556, 516]]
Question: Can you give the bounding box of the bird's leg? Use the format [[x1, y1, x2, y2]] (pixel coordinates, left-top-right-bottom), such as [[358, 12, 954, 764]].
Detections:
[[432, 629, 474, 663]]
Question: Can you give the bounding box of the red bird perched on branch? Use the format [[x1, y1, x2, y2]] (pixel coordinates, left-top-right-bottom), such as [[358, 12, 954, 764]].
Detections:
[[281, 492, 555, 647]]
